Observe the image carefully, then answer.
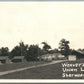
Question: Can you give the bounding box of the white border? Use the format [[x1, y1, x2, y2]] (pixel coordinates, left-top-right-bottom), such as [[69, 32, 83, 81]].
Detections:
[[0, 79, 84, 83], [0, 1, 84, 83]]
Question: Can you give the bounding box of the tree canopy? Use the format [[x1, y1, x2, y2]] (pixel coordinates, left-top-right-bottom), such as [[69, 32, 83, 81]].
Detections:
[[10, 41, 28, 59], [59, 38, 71, 57], [42, 42, 51, 52], [26, 44, 41, 61], [0, 47, 9, 56]]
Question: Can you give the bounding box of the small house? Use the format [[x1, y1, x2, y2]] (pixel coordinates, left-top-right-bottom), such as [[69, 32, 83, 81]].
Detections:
[[39, 54, 52, 61], [68, 55, 76, 61], [0, 56, 11, 64], [39, 53, 65, 61], [11, 56, 26, 63]]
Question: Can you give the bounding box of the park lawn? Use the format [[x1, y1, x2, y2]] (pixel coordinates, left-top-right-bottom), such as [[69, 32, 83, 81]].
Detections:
[[0, 61, 48, 72], [0, 59, 84, 79]]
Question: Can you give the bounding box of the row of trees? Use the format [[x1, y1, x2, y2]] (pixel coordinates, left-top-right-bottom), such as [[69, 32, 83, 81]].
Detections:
[[0, 41, 52, 61], [0, 38, 77, 61]]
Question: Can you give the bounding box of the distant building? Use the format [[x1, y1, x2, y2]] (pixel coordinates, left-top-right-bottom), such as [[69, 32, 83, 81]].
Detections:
[[0, 56, 11, 64], [68, 55, 76, 61], [11, 56, 26, 63], [77, 50, 84, 54], [38, 53, 65, 61], [72, 50, 84, 59]]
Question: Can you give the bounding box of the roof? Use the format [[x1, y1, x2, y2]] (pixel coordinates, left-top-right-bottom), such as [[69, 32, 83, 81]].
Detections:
[[77, 51, 84, 54], [52, 53, 61, 55], [12, 56, 24, 60], [68, 55, 76, 56], [40, 53, 61, 58], [0, 56, 9, 60]]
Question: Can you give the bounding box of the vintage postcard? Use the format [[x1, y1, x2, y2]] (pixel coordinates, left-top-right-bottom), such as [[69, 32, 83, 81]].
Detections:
[[0, 0, 84, 83]]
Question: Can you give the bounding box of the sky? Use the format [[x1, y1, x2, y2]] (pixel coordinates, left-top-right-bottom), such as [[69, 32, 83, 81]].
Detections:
[[0, 1, 84, 51]]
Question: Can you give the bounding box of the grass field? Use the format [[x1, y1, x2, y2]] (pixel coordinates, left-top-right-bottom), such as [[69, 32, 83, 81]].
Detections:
[[0, 59, 84, 79], [0, 61, 48, 72]]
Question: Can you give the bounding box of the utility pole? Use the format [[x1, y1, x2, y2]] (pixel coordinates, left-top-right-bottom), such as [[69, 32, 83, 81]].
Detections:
[[20, 40, 22, 56], [37, 44, 39, 57]]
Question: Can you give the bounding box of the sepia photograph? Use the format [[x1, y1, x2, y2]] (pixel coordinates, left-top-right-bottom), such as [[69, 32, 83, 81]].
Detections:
[[0, 1, 84, 80]]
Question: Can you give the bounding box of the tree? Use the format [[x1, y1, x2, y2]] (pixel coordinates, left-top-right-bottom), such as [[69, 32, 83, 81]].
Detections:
[[26, 44, 41, 61], [59, 39, 70, 57], [10, 41, 28, 59], [41, 42, 51, 53], [19, 41, 28, 56], [0, 47, 9, 56], [77, 48, 84, 52]]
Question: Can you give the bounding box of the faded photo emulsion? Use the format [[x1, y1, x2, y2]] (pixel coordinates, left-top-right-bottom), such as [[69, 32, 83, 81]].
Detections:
[[0, 1, 84, 80]]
